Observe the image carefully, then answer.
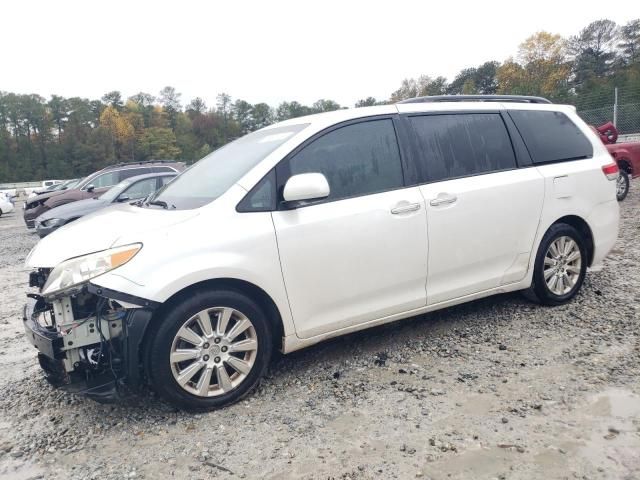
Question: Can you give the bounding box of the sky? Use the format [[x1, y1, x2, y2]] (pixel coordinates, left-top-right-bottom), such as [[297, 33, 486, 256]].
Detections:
[[1, 0, 638, 109]]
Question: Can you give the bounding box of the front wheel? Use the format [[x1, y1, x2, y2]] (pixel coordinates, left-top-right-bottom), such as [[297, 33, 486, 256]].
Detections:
[[527, 223, 587, 306], [146, 289, 273, 410], [616, 170, 629, 201]]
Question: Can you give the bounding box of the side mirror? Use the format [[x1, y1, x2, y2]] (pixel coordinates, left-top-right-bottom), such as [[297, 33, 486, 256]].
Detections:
[[283, 173, 330, 205], [86, 184, 95, 193], [116, 195, 130, 203]]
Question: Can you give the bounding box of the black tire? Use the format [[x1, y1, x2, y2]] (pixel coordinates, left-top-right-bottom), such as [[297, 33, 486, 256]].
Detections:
[[616, 170, 629, 202], [146, 289, 273, 411], [527, 223, 588, 306]]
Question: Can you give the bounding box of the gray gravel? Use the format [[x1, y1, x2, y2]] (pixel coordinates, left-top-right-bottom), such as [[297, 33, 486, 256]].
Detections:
[[0, 189, 639, 480]]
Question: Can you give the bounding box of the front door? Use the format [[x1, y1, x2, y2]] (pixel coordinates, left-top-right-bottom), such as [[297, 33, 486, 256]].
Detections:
[[272, 118, 429, 339]]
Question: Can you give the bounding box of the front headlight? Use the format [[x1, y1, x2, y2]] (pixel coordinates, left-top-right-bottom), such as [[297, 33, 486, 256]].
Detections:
[[41, 243, 142, 296], [40, 218, 65, 228]]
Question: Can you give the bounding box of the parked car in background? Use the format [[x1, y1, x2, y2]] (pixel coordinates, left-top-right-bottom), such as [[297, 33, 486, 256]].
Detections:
[[35, 172, 177, 237], [0, 194, 15, 216], [26, 180, 63, 197], [37, 180, 63, 191], [0, 188, 17, 200], [27, 178, 80, 200], [0, 190, 16, 205], [23, 160, 185, 228], [23, 96, 618, 410], [593, 122, 640, 201]]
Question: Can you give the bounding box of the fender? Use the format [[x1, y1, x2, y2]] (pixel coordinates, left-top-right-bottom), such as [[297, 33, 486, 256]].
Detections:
[[92, 247, 296, 339]]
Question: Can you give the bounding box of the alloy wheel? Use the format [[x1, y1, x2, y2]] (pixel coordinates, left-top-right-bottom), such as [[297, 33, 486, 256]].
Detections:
[[170, 307, 258, 397], [543, 236, 582, 296]]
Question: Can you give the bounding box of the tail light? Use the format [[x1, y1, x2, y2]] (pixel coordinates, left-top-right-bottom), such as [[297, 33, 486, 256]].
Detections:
[[602, 162, 619, 181]]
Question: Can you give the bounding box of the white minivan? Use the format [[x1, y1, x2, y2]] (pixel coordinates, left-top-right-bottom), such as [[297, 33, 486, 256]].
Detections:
[[23, 95, 619, 410]]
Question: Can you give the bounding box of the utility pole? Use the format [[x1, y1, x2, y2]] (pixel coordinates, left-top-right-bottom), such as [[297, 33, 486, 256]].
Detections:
[[613, 87, 618, 127]]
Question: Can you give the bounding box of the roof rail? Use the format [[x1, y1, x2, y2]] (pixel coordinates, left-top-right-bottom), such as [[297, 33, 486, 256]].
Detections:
[[105, 159, 184, 169], [397, 95, 552, 105]]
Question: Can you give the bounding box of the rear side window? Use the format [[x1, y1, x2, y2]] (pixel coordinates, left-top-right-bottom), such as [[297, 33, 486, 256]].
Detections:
[[278, 119, 404, 203], [88, 171, 119, 189], [153, 166, 176, 173], [509, 110, 593, 164], [119, 167, 151, 181], [407, 113, 517, 183]]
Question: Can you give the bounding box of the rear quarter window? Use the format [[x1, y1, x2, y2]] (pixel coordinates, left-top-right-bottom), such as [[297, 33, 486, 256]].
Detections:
[[509, 110, 593, 164]]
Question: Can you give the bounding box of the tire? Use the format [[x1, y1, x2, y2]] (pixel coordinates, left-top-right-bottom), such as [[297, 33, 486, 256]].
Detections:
[[616, 170, 629, 202], [527, 223, 587, 306], [146, 289, 273, 411]]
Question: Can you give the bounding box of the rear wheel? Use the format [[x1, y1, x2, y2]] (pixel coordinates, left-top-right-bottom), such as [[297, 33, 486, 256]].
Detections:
[[527, 223, 587, 306], [147, 289, 273, 410], [616, 170, 629, 201]]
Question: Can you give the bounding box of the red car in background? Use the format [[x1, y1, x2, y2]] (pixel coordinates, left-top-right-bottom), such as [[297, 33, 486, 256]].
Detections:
[[593, 122, 640, 201]]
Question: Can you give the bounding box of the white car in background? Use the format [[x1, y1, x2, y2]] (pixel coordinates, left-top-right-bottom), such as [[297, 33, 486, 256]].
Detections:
[[27, 179, 70, 200], [23, 95, 619, 411], [0, 193, 15, 216]]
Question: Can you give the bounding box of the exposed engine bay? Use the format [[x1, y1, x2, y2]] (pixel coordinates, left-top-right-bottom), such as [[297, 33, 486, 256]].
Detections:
[[24, 269, 155, 401]]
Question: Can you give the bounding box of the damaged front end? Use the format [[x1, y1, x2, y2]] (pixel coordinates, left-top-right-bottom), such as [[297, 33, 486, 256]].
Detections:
[[23, 265, 156, 402]]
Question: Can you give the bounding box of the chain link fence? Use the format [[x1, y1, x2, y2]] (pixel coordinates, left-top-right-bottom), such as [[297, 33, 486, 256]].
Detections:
[[576, 87, 640, 135]]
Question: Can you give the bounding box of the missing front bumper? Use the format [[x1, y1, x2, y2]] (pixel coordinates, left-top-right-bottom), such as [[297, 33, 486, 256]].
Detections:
[[23, 291, 155, 403]]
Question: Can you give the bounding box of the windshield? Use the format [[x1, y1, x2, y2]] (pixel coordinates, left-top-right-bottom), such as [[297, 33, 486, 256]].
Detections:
[[99, 180, 130, 202], [61, 178, 80, 190], [149, 124, 308, 209]]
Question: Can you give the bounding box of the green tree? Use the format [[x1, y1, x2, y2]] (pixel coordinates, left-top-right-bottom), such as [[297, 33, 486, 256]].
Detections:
[[355, 97, 379, 107], [474, 61, 500, 94], [159, 86, 182, 130], [101, 91, 124, 110], [138, 127, 181, 159], [48, 95, 69, 143], [251, 103, 273, 129], [312, 99, 341, 112], [275, 101, 313, 121], [569, 20, 619, 88], [216, 93, 233, 141], [233, 99, 254, 134], [186, 97, 207, 117], [129, 92, 156, 127], [619, 19, 640, 64]]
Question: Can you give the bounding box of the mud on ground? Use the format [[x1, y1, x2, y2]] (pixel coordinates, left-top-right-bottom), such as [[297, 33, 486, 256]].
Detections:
[[0, 190, 638, 480]]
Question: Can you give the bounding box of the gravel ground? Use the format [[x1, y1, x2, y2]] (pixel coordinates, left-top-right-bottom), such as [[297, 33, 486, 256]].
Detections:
[[0, 189, 638, 480]]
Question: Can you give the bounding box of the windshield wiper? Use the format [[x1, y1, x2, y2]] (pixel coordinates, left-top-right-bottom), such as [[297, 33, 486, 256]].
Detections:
[[147, 200, 169, 209], [146, 199, 176, 209]]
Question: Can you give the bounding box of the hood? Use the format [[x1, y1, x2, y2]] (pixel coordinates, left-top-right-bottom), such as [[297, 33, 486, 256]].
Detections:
[[26, 204, 199, 268], [44, 187, 109, 208], [26, 189, 67, 206], [37, 197, 109, 223]]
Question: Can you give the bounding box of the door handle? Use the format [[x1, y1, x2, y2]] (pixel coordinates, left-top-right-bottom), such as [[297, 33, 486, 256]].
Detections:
[[430, 193, 457, 206], [391, 202, 421, 215]]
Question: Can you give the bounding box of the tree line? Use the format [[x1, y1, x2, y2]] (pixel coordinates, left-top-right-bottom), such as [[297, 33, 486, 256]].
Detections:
[[1, 18, 638, 183]]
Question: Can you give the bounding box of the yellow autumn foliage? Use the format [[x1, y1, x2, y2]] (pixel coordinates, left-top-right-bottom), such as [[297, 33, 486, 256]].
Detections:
[[497, 32, 570, 98], [99, 105, 135, 144]]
